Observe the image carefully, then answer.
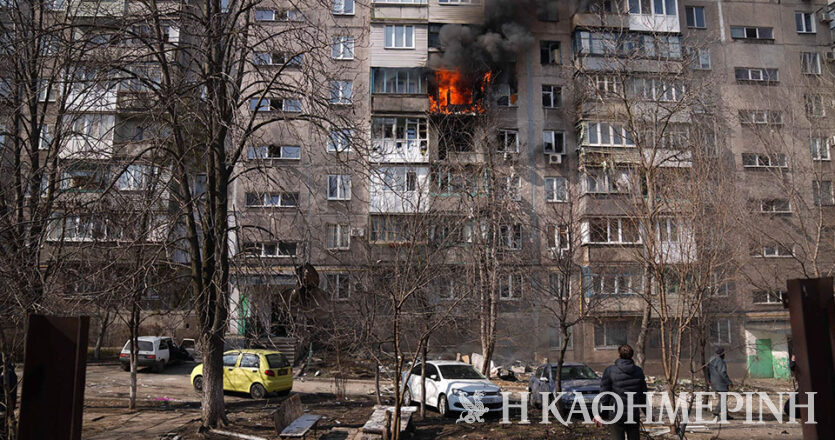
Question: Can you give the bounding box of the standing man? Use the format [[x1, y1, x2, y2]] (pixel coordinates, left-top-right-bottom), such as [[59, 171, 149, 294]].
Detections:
[[707, 347, 733, 420], [598, 344, 648, 440]]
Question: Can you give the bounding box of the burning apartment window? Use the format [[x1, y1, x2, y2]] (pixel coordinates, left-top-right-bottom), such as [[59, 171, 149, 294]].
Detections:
[[813, 180, 834, 206], [594, 321, 628, 348], [332, 0, 354, 15], [326, 224, 351, 250], [499, 224, 522, 250], [327, 274, 351, 300], [545, 177, 567, 202], [245, 192, 299, 207], [497, 129, 519, 153], [543, 130, 565, 154], [542, 85, 561, 108], [329, 80, 354, 105], [540, 41, 561, 65], [327, 175, 352, 200], [547, 225, 570, 251], [499, 273, 523, 300], [331, 36, 355, 60], [247, 145, 301, 160], [327, 129, 353, 152], [384, 25, 415, 49], [371, 68, 425, 94]]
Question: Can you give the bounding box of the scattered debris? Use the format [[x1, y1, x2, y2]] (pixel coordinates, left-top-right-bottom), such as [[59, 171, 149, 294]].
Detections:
[[495, 368, 517, 382], [210, 430, 269, 440], [647, 427, 671, 437]]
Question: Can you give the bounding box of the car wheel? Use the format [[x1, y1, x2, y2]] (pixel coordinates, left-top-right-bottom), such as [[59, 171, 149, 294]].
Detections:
[[402, 388, 412, 407], [250, 383, 267, 399], [437, 394, 451, 418], [121, 363, 130, 372], [193, 375, 203, 392]]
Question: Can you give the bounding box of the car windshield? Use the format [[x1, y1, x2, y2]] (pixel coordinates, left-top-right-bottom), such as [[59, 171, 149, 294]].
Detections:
[[438, 365, 485, 380], [123, 341, 154, 352], [555, 365, 598, 380], [266, 353, 289, 368]]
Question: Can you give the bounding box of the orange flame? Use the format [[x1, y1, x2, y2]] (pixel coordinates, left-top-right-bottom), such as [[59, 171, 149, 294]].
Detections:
[[429, 69, 492, 114]]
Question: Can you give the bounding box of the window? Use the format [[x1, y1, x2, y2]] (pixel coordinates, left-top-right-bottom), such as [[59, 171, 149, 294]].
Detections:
[[628, 0, 676, 15], [710, 319, 731, 344], [240, 354, 259, 368], [439, 0, 481, 4], [795, 12, 815, 34], [223, 354, 239, 367], [810, 138, 831, 161], [497, 129, 519, 153], [805, 94, 826, 118], [39, 125, 52, 150], [729, 26, 773, 41], [741, 153, 787, 168], [242, 242, 298, 258], [583, 169, 632, 194], [540, 41, 561, 64], [752, 243, 794, 258], [371, 68, 425, 94], [753, 290, 785, 305], [502, 175, 521, 201], [384, 25, 415, 49], [253, 52, 303, 67], [657, 218, 679, 243], [494, 83, 518, 106], [543, 130, 565, 154], [591, 75, 619, 94], [327, 224, 350, 250], [544, 177, 567, 202], [329, 80, 353, 105], [547, 224, 570, 251], [247, 145, 301, 160], [547, 272, 569, 299], [801, 52, 821, 75], [371, 117, 428, 152], [249, 98, 302, 112], [590, 271, 639, 296], [333, 0, 354, 15], [813, 181, 834, 206], [499, 224, 522, 250], [542, 85, 561, 108], [584, 122, 634, 147], [72, 114, 110, 143], [734, 67, 778, 83], [595, 321, 628, 348], [370, 215, 413, 243], [629, 78, 685, 102], [327, 175, 351, 200], [245, 192, 299, 207], [332, 36, 355, 60], [685, 6, 705, 29], [38, 79, 57, 102], [255, 9, 276, 21], [117, 164, 156, 190], [587, 218, 640, 244], [738, 110, 782, 126], [327, 273, 351, 300], [760, 199, 791, 214], [688, 47, 711, 70], [61, 164, 107, 192], [328, 129, 353, 152], [49, 215, 121, 241], [499, 273, 522, 300], [377, 167, 418, 192]]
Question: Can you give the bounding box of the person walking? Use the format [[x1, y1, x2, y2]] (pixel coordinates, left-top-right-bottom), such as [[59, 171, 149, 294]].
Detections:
[[707, 347, 733, 420], [598, 344, 648, 440]]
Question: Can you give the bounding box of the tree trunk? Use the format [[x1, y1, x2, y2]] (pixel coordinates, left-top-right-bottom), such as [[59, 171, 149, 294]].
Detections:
[[199, 331, 228, 430], [634, 270, 653, 367], [94, 310, 111, 360], [128, 302, 139, 410], [375, 361, 382, 405], [391, 304, 402, 440], [554, 331, 572, 393], [419, 341, 427, 419]]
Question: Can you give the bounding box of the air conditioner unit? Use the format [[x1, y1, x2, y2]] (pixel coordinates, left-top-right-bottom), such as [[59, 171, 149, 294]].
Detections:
[[826, 51, 835, 62], [351, 228, 365, 237], [548, 154, 563, 165], [821, 11, 832, 23]]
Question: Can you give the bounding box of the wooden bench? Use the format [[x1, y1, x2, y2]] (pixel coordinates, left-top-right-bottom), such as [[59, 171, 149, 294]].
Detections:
[[361, 405, 417, 438], [272, 394, 322, 439]]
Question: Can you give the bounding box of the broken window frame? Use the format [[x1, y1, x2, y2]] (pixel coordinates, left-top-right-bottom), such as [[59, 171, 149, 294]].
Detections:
[[542, 84, 562, 108], [543, 130, 565, 154]]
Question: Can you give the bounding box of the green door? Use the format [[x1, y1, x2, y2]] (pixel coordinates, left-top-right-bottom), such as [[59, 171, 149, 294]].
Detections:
[[749, 338, 774, 378]]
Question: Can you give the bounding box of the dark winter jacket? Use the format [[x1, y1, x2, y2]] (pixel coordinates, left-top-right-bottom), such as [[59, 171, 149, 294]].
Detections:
[[600, 358, 648, 423], [707, 356, 731, 392]]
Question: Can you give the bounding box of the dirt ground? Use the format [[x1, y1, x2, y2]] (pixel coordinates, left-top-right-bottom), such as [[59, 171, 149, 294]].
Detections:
[[79, 361, 803, 439]]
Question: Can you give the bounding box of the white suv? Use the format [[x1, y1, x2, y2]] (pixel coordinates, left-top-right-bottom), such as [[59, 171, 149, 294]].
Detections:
[[119, 336, 176, 373], [401, 360, 503, 417]]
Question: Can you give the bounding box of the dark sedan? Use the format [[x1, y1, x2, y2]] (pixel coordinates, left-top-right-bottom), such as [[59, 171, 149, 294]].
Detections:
[[528, 362, 600, 411]]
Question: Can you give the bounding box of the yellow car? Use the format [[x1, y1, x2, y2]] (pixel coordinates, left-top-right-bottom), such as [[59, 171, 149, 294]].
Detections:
[[191, 349, 293, 399]]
